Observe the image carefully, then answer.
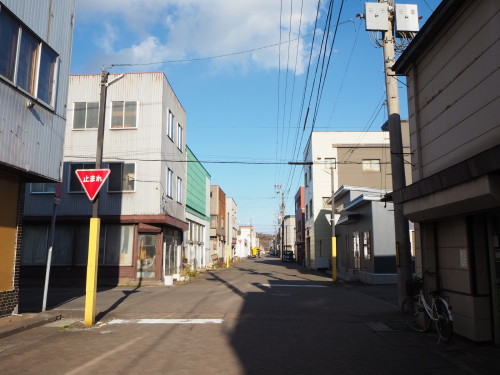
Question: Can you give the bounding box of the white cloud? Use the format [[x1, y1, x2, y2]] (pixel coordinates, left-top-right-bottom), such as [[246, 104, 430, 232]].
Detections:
[[75, 0, 324, 75]]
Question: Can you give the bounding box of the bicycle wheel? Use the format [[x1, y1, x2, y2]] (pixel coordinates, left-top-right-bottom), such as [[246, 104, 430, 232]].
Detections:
[[435, 298, 453, 341], [403, 296, 431, 332]]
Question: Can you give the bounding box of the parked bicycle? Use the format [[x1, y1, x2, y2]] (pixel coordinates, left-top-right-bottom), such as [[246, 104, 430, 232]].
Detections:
[[403, 271, 453, 342]]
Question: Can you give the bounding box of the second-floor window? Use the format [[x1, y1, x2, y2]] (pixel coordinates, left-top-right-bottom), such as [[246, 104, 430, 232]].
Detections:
[[73, 102, 99, 129], [108, 163, 135, 192], [167, 169, 173, 198], [176, 177, 182, 203], [111, 101, 137, 129], [69, 163, 95, 192], [0, 6, 59, 106], [362, 159, 381, 172]]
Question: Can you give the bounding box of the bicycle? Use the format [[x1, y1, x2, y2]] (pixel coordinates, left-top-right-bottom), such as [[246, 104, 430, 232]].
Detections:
[[403, 272, 453, 342]]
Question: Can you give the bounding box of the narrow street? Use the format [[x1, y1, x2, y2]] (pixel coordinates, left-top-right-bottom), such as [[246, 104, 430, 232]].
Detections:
[[1, 257, 498, 375]]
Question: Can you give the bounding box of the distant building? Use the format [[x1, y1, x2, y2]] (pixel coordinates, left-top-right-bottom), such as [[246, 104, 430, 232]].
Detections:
[[22, 72, 188, 285], [226, 197, 238, 262], [303, 129, 411, 270], [294, 186, 306, 264], [393, 0, 500, 342], [283, 215, 296, 256], [0, 0, 76, 316], [236, 226, 257, 259], [210, 186, 226, 264], [185, 146, 211, 270]]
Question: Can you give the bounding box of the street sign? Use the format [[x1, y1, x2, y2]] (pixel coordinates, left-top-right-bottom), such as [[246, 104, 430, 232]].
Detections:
[[75, 169, 111, 201]]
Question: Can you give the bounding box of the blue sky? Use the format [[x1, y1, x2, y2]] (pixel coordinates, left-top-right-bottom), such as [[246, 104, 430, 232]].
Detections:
[[70, 0, 442, 233]]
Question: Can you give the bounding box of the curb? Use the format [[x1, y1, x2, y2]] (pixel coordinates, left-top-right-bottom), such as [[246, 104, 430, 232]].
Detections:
[[0, 313, 63, 340]]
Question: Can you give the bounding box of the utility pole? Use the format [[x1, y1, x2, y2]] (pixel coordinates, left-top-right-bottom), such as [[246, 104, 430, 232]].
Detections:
[[360, 0, 414, 310], [84, 69, 109, 326], [378, 0, 412, 310], [275, 184, 285, 258], [329, 161, 337, 282]]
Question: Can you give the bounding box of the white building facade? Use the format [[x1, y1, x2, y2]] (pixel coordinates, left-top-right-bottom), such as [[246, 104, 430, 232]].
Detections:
[[22, 72, 188, 285]]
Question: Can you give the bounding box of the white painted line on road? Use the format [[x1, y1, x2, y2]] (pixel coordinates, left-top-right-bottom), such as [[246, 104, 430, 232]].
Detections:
[[107, 318, 223, 325], [258, 283, 327, 288]]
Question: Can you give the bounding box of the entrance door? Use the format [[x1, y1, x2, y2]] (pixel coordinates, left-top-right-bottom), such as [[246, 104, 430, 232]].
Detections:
[[137, 234, 157, 279]]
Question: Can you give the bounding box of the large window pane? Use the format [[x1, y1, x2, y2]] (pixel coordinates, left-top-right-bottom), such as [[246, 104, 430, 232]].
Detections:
[[37, 44, 57, 104], [17, 29, 38, 94], [0, 10, 19, 81], [53, 225, 74, 265], [21, 225, 48, 265], [105, 225, 133, 265]]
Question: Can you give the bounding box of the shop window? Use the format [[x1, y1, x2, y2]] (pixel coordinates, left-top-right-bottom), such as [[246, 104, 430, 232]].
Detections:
[[99, 225, 133, 266]]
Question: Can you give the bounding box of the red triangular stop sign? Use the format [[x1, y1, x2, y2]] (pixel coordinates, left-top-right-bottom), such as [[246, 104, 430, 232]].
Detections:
[[75, 169, 111, 201]]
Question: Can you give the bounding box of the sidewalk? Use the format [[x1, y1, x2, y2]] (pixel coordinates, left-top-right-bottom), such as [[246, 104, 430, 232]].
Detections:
[[1, 267, 500, 375]]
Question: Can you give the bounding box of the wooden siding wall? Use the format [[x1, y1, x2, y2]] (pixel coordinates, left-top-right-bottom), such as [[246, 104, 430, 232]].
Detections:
[[407, 0, 500, 180]]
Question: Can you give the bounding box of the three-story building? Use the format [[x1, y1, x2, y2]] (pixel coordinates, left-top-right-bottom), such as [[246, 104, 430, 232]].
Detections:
[[22, 72, 188, 285]]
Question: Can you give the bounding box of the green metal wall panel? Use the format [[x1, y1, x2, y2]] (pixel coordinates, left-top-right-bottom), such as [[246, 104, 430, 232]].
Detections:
[[186, 146, 211, 220]]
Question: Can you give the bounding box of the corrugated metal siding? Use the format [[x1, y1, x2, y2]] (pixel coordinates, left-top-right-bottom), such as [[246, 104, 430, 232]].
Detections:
[[49, 73, 187, 220], [0, 0, 75, 180]]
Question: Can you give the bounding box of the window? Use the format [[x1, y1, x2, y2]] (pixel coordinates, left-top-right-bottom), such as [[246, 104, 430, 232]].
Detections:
[[99, 225, 133, 266], [21, 225, 48, 265], [363, 231, 371, 260], [167, 110, 174, 140], [177, 124, 183, 151], [167, 169, 173, 198], [176, 177, 183, 203], [31, 183, 56, 194], [362, 159, 381, 172], [111, 101, 137, 128], [0, 7, 58, 105], [69, 163, 95, 192], [309, 199, 313, 218], [37, 45, 58, 103], [73, 102, 99, 129], [17, 28, 38, 95], [108, 163, 135, 192], [304, 172, 308, 187]]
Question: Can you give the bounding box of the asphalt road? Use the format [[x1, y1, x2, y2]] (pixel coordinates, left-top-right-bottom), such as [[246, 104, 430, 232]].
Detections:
[[1, 257, 498, 375]]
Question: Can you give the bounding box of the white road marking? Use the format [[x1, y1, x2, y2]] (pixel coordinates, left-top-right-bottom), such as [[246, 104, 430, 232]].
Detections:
[[106, 318, 223, 325], [258, 283, 327, 288]]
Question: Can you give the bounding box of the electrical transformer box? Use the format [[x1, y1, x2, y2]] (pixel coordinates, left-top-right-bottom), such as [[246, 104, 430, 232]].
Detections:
[[364, 2, 389, 31], [395, 4, 419, 32]]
